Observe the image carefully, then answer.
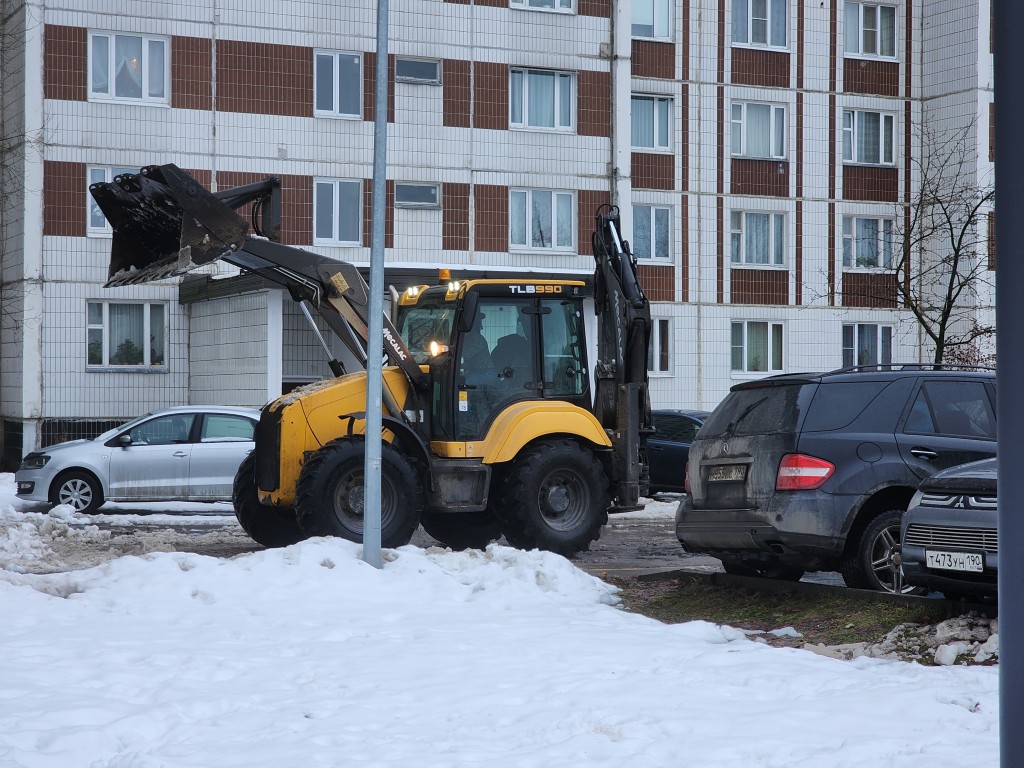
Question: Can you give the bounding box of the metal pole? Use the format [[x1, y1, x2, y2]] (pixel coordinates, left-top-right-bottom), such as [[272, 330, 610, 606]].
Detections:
[[363, 0, 389, 568], [994, 2, 1021, 765]]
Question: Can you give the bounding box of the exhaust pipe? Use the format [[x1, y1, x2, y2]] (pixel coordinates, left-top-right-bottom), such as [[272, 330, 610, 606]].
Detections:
[[89, 164, 250, 287]]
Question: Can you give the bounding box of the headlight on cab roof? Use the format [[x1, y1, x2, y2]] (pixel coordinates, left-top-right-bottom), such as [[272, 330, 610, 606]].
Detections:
[[19, 453, 50, 470]]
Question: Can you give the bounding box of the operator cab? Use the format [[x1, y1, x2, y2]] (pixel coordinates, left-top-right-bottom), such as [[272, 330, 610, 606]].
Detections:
[[395, 280, 591, 441]]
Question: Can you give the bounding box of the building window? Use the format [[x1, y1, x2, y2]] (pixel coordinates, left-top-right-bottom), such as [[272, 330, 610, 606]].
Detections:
[[731, 321, 784, 373], [842, 323, 892, 367], [844, 2, 897, 57], [732, 0, 787, 48], [633, 205, 671, 260], [395, 58, 441, 84], [730, 211, 785, 266], [88, 166, 138, 233], [842, 110, 895, 165], [510, 69, 574, 131], [395, 183, 441, 208], [511, 0, 574, 11], [632, 0, 673, 39], [648, 318, 671, 373], [510, 189, 574, 251], [87, 301, 167, 368], [842, 216, 894, 268], [731, 102, 786, 159], [631, 96, 672, 150], [89, 32, 168, 103], [314, 179, 362, 244], [314, 51, 362, 117]]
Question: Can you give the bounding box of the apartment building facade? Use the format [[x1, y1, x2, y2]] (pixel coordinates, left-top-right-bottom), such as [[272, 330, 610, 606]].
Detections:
[[0, 0, 995, 468]]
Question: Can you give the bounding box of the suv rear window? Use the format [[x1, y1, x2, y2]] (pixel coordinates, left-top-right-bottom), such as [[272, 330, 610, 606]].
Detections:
[[802, 381, 890, 432], [700, 384, 813, 438]]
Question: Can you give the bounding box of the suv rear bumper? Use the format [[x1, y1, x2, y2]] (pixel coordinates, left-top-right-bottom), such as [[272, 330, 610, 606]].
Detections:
[[675, 493, 845, 570]]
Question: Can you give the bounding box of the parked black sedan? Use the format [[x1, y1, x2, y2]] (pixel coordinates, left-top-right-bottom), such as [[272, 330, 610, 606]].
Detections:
[[648, 409, 710, 494], [901, 458, 998, 600]]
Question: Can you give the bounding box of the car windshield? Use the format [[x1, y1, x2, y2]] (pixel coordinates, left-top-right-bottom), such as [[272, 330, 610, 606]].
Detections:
[[397, 303, 455, 364], [701, 384, 812, 438]]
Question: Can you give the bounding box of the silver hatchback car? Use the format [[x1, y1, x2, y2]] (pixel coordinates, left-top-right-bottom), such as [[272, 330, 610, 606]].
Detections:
[[15, 406, 260, 513]]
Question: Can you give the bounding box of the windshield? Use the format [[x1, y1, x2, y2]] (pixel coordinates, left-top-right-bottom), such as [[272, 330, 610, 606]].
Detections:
[[396, 304, 455, 364], [701, 384, 813, 438]]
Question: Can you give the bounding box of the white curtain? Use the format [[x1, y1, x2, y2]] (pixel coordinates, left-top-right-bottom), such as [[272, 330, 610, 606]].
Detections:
[[91, 35, 109, 94], [746, 213, 769, 264], [114, 35, 143, 99], [527, 72, 555, 128], [147, 40, 165, 98], [857, 111, 881, 164], [109, 304, 144, 365], [746, 104, 770, 158], [632, 98, 653, 147]]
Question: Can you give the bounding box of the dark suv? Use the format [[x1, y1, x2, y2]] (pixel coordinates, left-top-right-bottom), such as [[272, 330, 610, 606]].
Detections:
[[675, 365, 996, 592]]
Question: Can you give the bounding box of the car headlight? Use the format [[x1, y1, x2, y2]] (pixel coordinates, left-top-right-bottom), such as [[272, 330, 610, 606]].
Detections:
[[18, 453, 51, 471], [907, 489, 923, 510]]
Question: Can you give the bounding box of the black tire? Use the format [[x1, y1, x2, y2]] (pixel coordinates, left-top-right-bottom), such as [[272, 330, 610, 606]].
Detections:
[[841, 509, 926, 594], [295, 437, 421, 548], [232, 453, 306, 548], [50, 470, 104, 514], [492, 439, 609, 557], [420, 511, 503, 551], [721, 560, 805, 581]]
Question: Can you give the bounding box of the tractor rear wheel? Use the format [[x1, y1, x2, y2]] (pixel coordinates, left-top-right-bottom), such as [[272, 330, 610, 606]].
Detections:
[[295, 437, 420, 548], [420, 511, 503, 551], [493, 439, 609, 557], [232, 453, 306, 548]]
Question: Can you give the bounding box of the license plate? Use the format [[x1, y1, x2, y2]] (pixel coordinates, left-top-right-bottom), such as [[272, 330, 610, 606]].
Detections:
[[926, 550, 984, 573], [707, 464, 747, 482]]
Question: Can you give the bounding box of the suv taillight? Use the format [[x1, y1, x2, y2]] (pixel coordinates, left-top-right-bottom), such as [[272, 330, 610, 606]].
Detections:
[[684, 461, 690, 494], [776, 454, 835, 491]]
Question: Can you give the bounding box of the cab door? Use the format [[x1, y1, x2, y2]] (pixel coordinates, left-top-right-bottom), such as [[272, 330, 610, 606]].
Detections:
[[107, 413, 195, 500]]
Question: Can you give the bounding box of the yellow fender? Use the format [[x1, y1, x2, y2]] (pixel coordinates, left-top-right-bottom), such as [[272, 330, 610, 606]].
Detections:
[[476, 401, 612, 464]]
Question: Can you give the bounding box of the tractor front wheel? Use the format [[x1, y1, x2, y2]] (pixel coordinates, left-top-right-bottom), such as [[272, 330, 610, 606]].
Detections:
[[232, 453, 306, 548]]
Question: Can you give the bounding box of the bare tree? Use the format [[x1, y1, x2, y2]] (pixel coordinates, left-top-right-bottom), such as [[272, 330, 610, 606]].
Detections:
[[893, 119, 994, 366]]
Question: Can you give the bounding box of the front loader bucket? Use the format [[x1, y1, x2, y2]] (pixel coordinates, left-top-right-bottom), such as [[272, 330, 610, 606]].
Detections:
[[89, 164, 249, 287]]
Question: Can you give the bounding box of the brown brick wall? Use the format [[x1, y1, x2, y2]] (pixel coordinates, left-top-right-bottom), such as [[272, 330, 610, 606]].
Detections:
[[43, 161, 86, 237], [576, 189, 607, 256], [171, 36, 213, 111], [842, 165, 899, 202], [841, 271, 898, 308], [731, 158, 789, 197], [443, 182, 470, 251], [218, 40, 312, 117], [475, 185, 508, 252], [731, 48, 790, 88], [577, 69, 611, 138], [362, 179, 395, 249], [363, 52, 396, 124], [843, 58, 899, 97], [631, 40, 675, 80], [990, 102, 995, 162], [638, 264, 674, 301], [44, 25, 87, 101], [474, 62, 508, 131], [216, 171, 312, 245], [631, 153, 674, 190], [578, 0, 611, 17], [729, 267, 789, 305], [443, 59, 471, 128]]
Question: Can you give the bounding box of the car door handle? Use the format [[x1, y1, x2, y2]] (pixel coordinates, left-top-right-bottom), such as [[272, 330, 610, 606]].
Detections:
[[910, 448, 939, 460], [173, 451, 189, 458]]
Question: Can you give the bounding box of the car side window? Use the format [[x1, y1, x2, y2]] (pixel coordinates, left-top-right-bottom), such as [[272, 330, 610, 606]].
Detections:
[[129, 414, 195, 445], [905, 381, 996, 439], [654, 414, 699, 442], [201, 415, 256, 442]]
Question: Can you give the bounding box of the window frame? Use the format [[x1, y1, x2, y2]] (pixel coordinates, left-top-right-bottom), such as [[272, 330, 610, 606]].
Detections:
[[632, 204, 672, 261], [731, 320, 785, 374], [631, 95, 673, 151], [842, 109, 896, 166], [842, 215, 895, 269], [313, 178, 363, 246], [87, 166, 140, 235], [509, 188, 576, 253], [631, 0, 674, 40], [394, 183, 442, 209], [842, 323, 893, 368], [87, 301, 168, 370], [844, 2, 897, 59], [731, 102, 787, 160], [394, 58, 442, 84], [731, 0, 788, 49], [88, 31, 170, 104], [510, 0, 575, 13], [648, 317, 672, 375], [313, 49, 363, 118], [730, 210, 786, 267], [509, 68, 576, 132]]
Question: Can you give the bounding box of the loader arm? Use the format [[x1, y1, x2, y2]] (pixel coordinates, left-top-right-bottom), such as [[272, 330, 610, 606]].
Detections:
[[89, 164, 427, 392], [591, 205, 653, 509]]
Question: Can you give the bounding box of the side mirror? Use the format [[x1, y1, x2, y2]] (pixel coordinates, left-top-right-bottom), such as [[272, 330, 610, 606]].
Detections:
[[457, 291, 479, 333], [117, 434, 132, 447]]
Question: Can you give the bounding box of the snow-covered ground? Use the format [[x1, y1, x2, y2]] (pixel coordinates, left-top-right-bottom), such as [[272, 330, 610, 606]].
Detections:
[[0, 474, 999, 767]]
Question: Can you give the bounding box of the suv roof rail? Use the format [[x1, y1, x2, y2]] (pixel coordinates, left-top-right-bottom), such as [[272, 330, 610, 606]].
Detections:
[[831, 363, 995, 374]]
